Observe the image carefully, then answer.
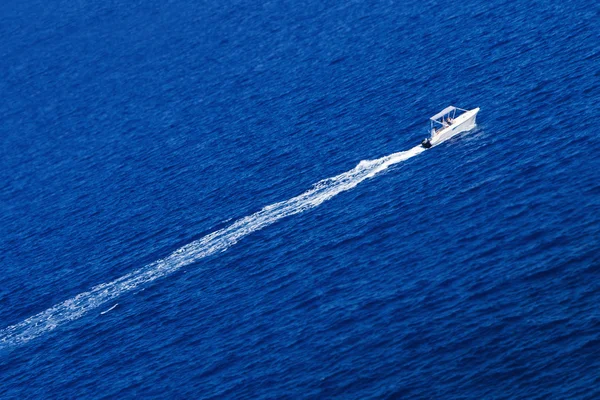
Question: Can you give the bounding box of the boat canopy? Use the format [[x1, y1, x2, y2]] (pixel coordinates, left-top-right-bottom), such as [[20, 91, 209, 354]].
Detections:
[[430, 106, 457, 121], [429, 106, 468, 126]]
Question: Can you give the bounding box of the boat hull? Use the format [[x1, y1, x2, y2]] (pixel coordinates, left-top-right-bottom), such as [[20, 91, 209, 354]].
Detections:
[[429, 107, 479, 146]]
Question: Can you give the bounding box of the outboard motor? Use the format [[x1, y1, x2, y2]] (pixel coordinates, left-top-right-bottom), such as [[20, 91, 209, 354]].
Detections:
[[421, 138, 432, 149]]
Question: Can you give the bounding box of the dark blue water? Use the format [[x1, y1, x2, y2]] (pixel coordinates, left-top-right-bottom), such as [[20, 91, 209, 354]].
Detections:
[[1, 0, 600, 397]]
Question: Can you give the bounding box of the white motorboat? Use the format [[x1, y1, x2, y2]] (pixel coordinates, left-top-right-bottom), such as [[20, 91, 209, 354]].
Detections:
[[421, 106, 480, 148]]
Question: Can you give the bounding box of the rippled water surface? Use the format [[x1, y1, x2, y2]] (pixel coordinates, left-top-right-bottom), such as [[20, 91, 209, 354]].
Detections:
[[1, 0, 599, 398]]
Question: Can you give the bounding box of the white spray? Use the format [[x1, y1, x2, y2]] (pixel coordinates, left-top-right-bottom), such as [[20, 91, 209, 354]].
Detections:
[[0, 145, 425, 348]]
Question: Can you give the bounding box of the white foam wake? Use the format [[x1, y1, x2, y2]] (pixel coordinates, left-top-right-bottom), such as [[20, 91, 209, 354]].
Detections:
[[0, 145, 425, 348]]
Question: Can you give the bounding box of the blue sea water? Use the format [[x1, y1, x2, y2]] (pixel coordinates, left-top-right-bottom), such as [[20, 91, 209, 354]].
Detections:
[[1, 0, 600, 397]]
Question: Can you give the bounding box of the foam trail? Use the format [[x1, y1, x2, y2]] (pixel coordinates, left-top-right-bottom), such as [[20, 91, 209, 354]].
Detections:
[[0, 145, 425, 348]]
